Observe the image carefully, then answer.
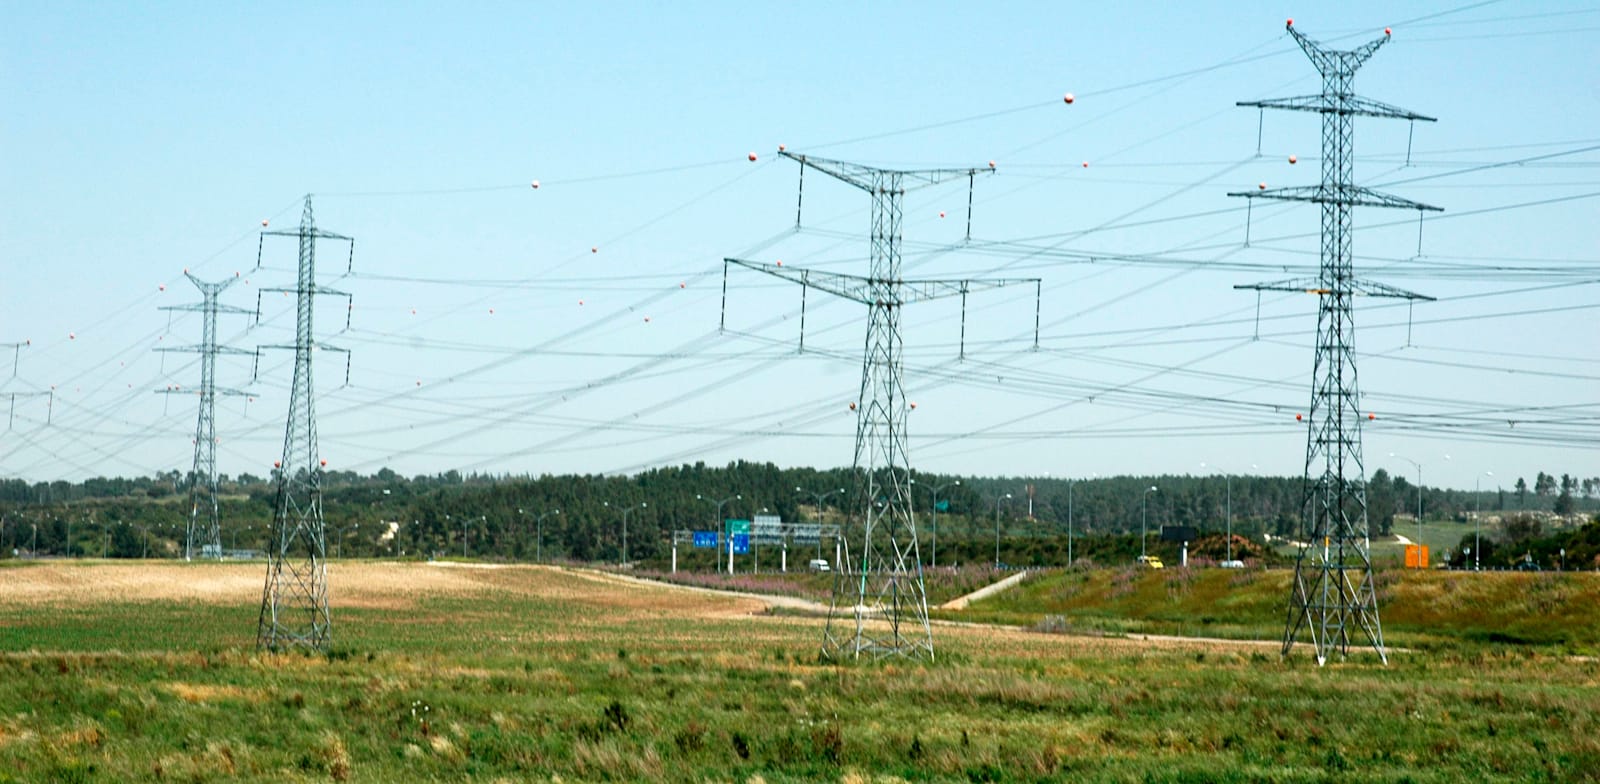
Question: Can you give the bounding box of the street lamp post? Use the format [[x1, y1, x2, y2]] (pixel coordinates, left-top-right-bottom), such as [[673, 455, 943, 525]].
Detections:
[[447, 514, 472, 559], [993, 493, 1012, 568], [1141, 486, 1158, 559], [697, 494, 740, 572], [520, 508, 560, 563], [334, 523, 359, 558], [795, 486, 843, 561], [1390, 453, 1425, 567], [1067, 480, 1074, 566], [1200, 463, 1255, 564], [921, 480, 960, 569], [607, 502, 648, 565], [1475, 471, 1494, 571]]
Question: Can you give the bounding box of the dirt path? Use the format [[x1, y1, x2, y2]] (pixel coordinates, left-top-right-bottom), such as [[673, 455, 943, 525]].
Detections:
[[562, 567, 832, 613], [937, 569, 1030, 610]]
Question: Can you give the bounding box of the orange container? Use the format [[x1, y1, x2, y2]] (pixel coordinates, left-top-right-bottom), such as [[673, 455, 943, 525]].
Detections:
[[1404, 543, 1430, 569]]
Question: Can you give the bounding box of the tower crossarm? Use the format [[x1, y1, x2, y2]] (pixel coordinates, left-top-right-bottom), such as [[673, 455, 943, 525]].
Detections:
[[156, 345, 257, 355], [725, 258, 1036, 307], [261, 227, 352, 242], [1234, 276, 1436, 301], [1238, 95, 1435, 123], [256, 285, 353, 329], [159, 303, 257, 316], [1286, 22, 1390, 74], [1228, 185, 1442, 212], [778, 151, 986, 193], [252, 342, 352, 386]]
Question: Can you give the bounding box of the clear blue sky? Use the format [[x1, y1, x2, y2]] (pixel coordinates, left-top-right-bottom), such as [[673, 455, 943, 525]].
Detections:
[[3, 1, 1597, 493]]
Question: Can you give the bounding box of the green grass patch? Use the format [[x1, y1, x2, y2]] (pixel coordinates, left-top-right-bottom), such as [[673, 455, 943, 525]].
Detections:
[[1, 562, 1597, 781]]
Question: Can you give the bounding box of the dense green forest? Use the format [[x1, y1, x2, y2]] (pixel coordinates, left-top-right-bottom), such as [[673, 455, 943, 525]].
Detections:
[[2, 462, 1596, 568]]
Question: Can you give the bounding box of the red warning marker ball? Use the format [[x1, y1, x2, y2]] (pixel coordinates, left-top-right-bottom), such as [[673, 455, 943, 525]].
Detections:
[[988, 160, 996, 169], [939, 211, 946, 218], [775, 259, 783, 267], [1063, 92, 1075, 104], [778, 143, 786, 152], [531, 180, 541, 189], [416, 380, 421, 386], [1288, 154, 1298, 164], [1082, 161, 1089, 168], [679, 282, 686, 289], [1384, 27, 1391, 36], [748, 152, 757, 162], [1286, 18, 1294, 27], [591, 246, 598, 254], [848, 402, 857, 411], [69, 332, 76, 340], [578, 299, 585, 305], [261, 219, 269, 227], [320, 459, 327, 467], [274, 461, 281, 469], [643, 316, 651, 323], [1295, 413, 1304, 421], [488, 308, 494, 314], [159, 284, 166, 291], [1368, 413, 1377, 420], [1258, 182, 1267, 190], [910, 401, 918, 410]]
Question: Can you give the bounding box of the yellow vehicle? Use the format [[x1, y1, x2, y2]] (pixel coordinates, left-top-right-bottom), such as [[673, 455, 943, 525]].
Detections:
[[1137, 555, 1165, 570]]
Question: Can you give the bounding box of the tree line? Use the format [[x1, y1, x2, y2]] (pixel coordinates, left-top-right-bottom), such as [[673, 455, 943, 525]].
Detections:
[[2, 461, 1595, 564]]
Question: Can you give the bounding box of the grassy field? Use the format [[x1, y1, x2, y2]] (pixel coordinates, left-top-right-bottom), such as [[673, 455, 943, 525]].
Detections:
[[945, 566, 1600, 654], [2, 561, 1597, 782]]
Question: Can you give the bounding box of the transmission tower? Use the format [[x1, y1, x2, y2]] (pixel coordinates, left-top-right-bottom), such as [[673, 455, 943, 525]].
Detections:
[[2, 340, 51, 430], [724, 151, 1038, 661], [1230, 22, 1441, 665], [255, 195, 354, 653], [157, 273, 255, 560]]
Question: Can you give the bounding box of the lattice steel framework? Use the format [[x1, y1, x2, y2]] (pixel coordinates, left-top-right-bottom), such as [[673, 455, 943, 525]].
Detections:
[[2, 340, 51, 430], [255, 196, 353, 652], [725, 152, 1037, 661], [158, 273, 254, 560], [1230, 22, 1440, 665]]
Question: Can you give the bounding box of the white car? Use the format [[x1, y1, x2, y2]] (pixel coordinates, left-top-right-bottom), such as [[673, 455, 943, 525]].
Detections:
[[808, 559, 831, 573], [1219, 560, 1246, 569]]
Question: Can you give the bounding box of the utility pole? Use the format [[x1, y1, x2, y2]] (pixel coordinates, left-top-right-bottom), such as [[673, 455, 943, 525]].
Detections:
[[159, 272, 255, 561], [255, 196, 355, 653], [724, 151, 1040, 662], [1231, 21, 1441, 666]]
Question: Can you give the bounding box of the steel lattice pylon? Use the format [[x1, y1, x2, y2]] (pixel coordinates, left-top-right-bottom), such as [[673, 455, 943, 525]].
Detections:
[[724, 152, 1037, 661], [255, 196, 353, 653], [157, 273, 254, 560], [1231, 22, 1441, 665]]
